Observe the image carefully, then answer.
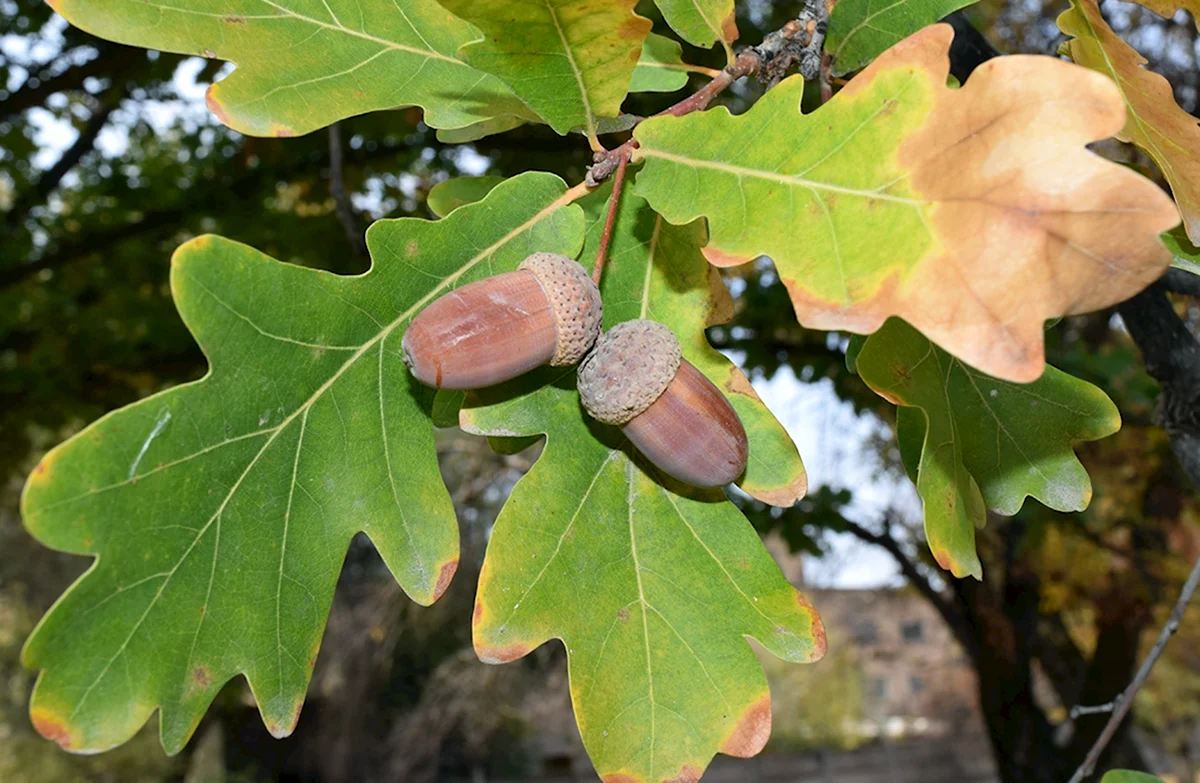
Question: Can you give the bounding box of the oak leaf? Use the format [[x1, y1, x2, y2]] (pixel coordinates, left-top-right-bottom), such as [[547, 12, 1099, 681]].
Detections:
[[652, 0, 738, 57], [1060, 0, 1200, 243], [19, 173, 584, 754], [826, 0, 979, 75], [461, 376, 824, 783], [47, 0, 535, 137], [633, 24, 1180, 383], [436, 0, 652, 144], [856, 319, 1120, 579]]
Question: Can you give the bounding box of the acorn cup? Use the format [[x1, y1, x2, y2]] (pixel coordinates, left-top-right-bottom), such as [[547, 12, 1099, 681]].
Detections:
[[402, 252, 602, 390], [577, 319, 748, 488]]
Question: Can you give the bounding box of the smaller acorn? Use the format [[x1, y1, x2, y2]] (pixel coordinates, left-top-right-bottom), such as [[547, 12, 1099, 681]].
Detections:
[[578, 319, 748, 488], [402, 252, 602, 390]]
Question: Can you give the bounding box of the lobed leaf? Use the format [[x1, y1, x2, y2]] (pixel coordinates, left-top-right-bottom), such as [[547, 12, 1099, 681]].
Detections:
[[856, 319, 1120, 579], [436, 0, 652, 143], [633, 24, 1180, 383], [48, 0, 537, 137], [579, 182, 808, 506], [461, 377, 824, 783], [1129, 0, 1199, 27], [1060, 0, 1200, 243], [651, 0, 738, 57], [20, 172, 585, 754], [826, 0, 979, 76]]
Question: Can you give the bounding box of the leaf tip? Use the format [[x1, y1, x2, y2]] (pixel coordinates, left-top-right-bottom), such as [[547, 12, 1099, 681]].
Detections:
[[431, 557, 459, 603], [31, 706, 76, 751], [720, 694, 772, 758]]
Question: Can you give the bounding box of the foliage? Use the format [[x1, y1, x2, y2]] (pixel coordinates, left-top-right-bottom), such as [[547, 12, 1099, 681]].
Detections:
[[826, 0, 979, 75], [8, 0, 1198, 780], [1059, 0, 1200, 243]]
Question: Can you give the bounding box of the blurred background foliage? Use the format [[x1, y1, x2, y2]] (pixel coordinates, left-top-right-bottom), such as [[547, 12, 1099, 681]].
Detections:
[[2, 0, 1199, 781]]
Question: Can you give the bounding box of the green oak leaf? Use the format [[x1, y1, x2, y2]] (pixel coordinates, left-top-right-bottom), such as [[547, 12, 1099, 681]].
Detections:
[[1165, 228, 1200, 277], [433, 34, 692, 143], [436, 0, 652, 143], [461, 376, 825, 783], [20, 172, 585, 754], [48, 0, 539, 138], [628, 33, 696, 94], [1101, 774, 1166, 783], [826, 0, 979, 76], [652, 0, 737, 57], [855, 319, 1120, 579], [428, 176, 507, 218], [579, 181, 808, 506], [632, 26, 1179, 384]]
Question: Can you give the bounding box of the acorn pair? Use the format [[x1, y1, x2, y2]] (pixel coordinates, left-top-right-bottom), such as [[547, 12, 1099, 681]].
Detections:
[[402, 252, 747, 488]]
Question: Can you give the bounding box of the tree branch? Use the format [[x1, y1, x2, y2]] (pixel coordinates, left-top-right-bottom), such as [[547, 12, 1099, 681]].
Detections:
[[1118, 282, 1200, 487], [841, 518, 973, 651], [4, 84, 125, 231], [1162, 267, 1200, 297], [0, 44, 141, 124], [327, 122, 367, 259], [1067, 551, 1200, 782]]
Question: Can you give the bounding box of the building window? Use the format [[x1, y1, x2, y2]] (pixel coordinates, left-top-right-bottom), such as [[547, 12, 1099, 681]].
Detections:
[[910, 676, 925, 695], [867, 677, 887, 700], [901, 620, 924, 643], [852, 620, 879, 645]]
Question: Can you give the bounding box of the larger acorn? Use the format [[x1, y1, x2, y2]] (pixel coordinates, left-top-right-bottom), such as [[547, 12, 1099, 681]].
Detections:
[[402, 253, 602, 389], [578, 319, 748, 488]]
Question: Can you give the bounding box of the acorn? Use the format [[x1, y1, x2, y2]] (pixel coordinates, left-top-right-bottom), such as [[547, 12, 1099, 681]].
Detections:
[[577, 319, 748, 488], [402, 252, 602, 390]]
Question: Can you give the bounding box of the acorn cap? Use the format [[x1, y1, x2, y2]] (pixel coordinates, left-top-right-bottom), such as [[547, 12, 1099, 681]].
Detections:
[[519, 253, 602, 367], [577, 319, 682, 426]]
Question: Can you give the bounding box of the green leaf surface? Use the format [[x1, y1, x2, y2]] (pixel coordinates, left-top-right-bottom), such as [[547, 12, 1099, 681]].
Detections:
[[436, 0, 652, 142], [49, 0, 537, 137], [579, 181, 808, 506], [652, 0, 737, 54], [856, 319, 1120, 579], [20, 172, 585, 754], [461, 376, 824, 783], [1165, 228, 1200, 277], [632, 26, 1179, 384], [428, 176, 507, 218], [1101, 773, 1166, 783], [628, 33, 695, 94], [826, 0, 979, 76]]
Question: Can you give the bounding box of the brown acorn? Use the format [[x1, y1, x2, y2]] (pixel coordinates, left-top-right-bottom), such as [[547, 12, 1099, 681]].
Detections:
[[402, 252, 602, 390], [577, 319, 748, 488]]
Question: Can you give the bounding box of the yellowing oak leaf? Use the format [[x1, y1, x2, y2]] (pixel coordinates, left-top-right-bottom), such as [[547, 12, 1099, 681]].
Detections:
[[436, 0, 652, 145], [633, 24, 1180, 383], [1060, 0, 1200, 244], [1131, 0, 1199, 27]]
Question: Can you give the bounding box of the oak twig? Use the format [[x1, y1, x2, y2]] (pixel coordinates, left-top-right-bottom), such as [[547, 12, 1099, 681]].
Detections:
[[1067, 552, 1200, 782], [592, 148, 630, 286], [327, 122, 367, 259], [585, 0, 828, 187]]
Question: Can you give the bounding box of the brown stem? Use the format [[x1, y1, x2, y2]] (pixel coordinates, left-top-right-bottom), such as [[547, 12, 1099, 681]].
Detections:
[[585, 3, 828, 188], [1067, 550, 1200, 782], [592, 149, 630, 285]]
